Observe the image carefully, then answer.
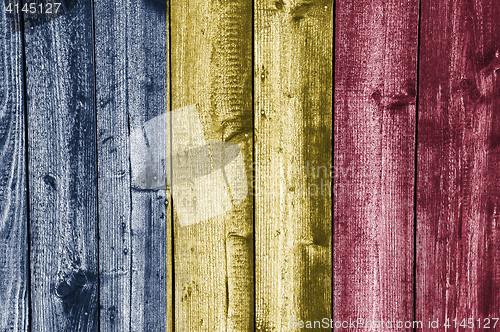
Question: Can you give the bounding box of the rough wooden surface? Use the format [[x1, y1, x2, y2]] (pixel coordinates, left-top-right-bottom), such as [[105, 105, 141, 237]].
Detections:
[[417, 0, 500, 329], [23, 0, 99, 330], [93, 0, 132, 329], [0, 7, 28, 332], [94, 0, 168, 330], [334, 0, 418, 330], [10, 1, 500, 330], [170, 0, 254, 330], [255, 0, 333, 330], [127, 0, 169, 330]]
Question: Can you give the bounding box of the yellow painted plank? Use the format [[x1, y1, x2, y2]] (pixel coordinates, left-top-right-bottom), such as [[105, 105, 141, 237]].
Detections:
[[170, 0, 254, 330], [254, 0, 333, 330]]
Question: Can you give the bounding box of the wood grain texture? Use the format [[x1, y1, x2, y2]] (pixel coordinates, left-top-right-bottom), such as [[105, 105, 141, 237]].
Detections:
[[417, 0, 500, 329], [93, 0, 132, 329], [0, 7, 28, 332], [254, 0, 333, 330], [334, 1, 418, 330], [126, 0, 168, 330], [23, 0, 99, 330], [93, 0, 168, 330], [170, 0, 254, 330]]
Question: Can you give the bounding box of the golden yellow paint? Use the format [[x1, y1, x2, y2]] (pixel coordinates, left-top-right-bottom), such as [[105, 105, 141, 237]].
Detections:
[[170, 0, 253, 330], [255, 0, 333, 331]]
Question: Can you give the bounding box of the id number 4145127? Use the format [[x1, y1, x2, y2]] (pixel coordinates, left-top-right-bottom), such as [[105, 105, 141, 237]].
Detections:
[[5, 2, 62, 14], [444, 317, 499, 329]]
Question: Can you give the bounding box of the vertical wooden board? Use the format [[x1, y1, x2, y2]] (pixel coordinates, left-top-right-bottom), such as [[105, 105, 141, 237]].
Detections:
[[0, 7, 28, 332], [126, 1, 168, 330], [417, 0, 500, 328], [93, 0, 132, 329], [93, 0, 169, 330], [170, 0, 254, 330], [334, 0, 418, 330], [255, 0, 333, 330], [130, 191, 168, 332], [23, 0, 99, 330]]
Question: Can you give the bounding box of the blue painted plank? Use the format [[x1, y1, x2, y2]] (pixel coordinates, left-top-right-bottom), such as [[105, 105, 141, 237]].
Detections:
[[93, 0, 132, 329], [23, 0, 98, 330], [93, 0, 169, 330], [0, 7, 28, 332], [126, 1, 169, 329]]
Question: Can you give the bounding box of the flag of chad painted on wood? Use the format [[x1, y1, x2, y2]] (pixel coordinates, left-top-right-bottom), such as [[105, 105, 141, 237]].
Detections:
[[130, 105, 248, 226]]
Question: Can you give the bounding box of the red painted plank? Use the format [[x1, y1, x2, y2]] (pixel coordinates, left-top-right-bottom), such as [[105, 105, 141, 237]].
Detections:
[[334, 1, 419, 330], [417, 1, 500, 329]]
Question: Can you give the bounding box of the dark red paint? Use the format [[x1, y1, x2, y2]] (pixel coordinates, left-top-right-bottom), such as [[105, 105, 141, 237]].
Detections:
[[417, 0, 500, 329]]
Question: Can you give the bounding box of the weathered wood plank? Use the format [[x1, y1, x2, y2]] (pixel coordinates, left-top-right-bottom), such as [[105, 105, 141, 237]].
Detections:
[[417, 0, 500, 328], [23, 0, 99, 330], [170, 0, 254, 330], [93, 0, 169, 330], [334, 0, 418, 330], [93, 0, 132, 329], [126, 1, 168, 330], [0, 7, 28, 332], [254, 0, 333, 330]]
